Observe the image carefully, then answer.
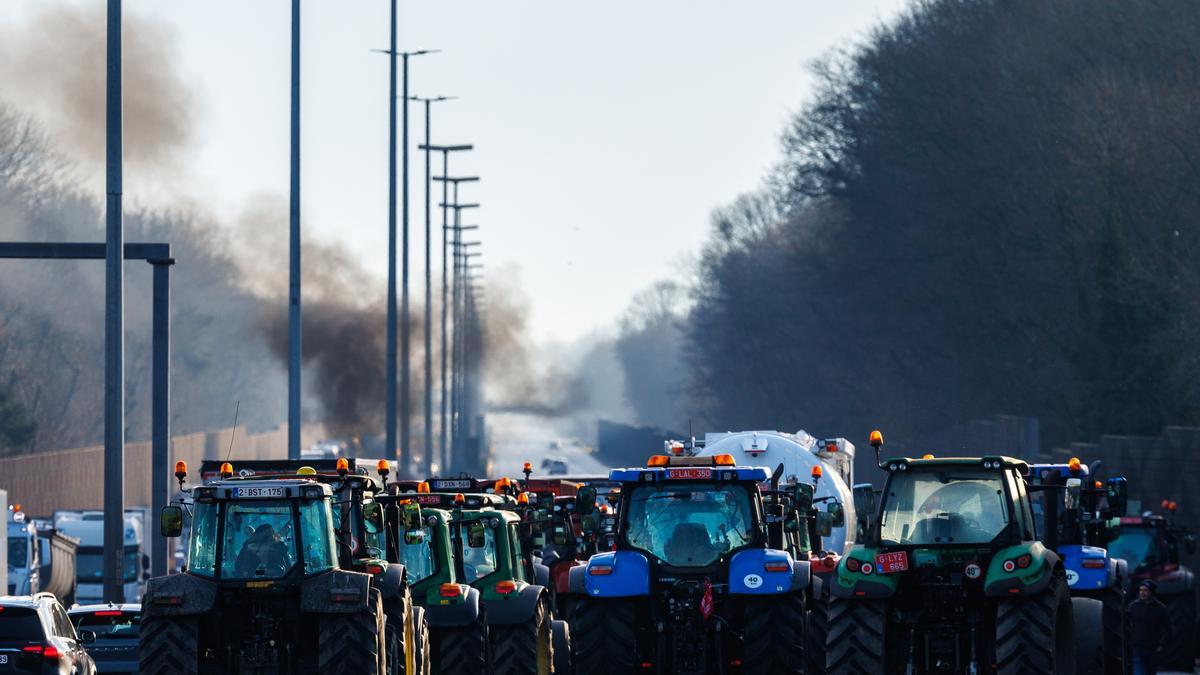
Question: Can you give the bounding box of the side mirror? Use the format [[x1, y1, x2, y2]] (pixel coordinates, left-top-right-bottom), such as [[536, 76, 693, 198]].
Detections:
[[815, 512, 834, 538], [1105, 477, 1128, 517], [362, 502, 384, 534], [467, 522, 487, 548], [160, 506, 184, 538], [853, 483, 877, 519], [827, 501, 846, 528], [404, 529, 426, 545], [402, 502, 423, 531], [792, 483, 815, 511], [79, 630, 97, 645], [576, 487, 598, 516]]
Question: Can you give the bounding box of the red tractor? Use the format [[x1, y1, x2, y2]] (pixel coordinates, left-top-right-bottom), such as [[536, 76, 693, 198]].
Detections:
[[1110, 503, 1198, 671]]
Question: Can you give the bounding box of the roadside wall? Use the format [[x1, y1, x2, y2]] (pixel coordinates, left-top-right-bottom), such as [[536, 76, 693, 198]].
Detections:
[[0, 424, 325, 516]]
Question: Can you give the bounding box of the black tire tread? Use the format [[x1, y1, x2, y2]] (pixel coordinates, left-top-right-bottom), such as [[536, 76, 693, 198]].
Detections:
[[742, 592, 805, 674], [995, 573, 1071, 675], [571, 598, 637, 675], [435, 616, 489, 675], [491, 600, 552, 675], [319, 589, 384, 675], [139, 615, 199, 675], [806, 580, 829, 675], [1096, 588, 1128, 675], [823, 596, 886, 674], [552, 619, 572, 675], [412, 606, 431, 675]]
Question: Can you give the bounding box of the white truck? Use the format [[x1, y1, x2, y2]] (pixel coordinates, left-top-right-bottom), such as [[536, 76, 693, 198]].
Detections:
[[53, 509, 149, 604], [692, 429, 860, 555], [7, 505, 39, 595]]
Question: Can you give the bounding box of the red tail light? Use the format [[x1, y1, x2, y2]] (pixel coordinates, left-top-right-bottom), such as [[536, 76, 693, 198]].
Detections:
[[495, 580, 518, 595], [366, 564, 384, 575], [845, 558, 861, 573], [1016, 555, 1032, 569], [763, 561, 790, 573], [22, 645, 60, 659], [589, 565, 613, 576], [1081, 559, 1106, 569], [95, 610, 123, 617], [439, 583, 462, 598], [822, 555, 837, 569]]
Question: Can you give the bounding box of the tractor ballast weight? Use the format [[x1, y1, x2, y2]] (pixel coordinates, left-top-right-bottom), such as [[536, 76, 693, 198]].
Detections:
[[564, 454, 812, 675], [826, 454, 1080, 674]]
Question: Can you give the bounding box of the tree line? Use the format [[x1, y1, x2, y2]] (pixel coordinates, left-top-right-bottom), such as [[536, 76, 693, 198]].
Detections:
[[615, 0, 1200, 452]]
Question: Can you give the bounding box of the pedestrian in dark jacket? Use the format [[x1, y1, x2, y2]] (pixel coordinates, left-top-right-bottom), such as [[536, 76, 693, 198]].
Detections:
[[1129, 579, 1171, 675]]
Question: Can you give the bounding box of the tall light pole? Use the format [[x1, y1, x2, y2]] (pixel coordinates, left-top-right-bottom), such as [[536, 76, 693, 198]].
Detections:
[[410, 97, 456, 473], [440, 200, 478, 468], [373, 44, 436, 473], [103, 0, 125, 602], [429, 169, 475, 469]]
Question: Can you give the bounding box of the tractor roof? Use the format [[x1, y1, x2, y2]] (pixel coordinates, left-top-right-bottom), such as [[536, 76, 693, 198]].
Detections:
[[195, 479, 332, 500], [881, 456, 1028, 473]]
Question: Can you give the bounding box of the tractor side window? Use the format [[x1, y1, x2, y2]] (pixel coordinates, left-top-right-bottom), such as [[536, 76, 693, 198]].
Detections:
[[1108, 528, 1160, 570], [1008, 471, 1035, 540], [299, 500, 337, 574], [457, 522, 497, 582], [219, 500, 298, 579], [509, 524, 526, 581], [187, 501, 218, 577], [398, 526, 437, 583]]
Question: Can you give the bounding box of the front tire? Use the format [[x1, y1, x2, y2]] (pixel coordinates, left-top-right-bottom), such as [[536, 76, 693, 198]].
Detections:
[[742, 592, 806, 674], [319, 588, 385, 675], [806, 579, 829, 675], [433, 612, 489, 675], [995, 572, 1074, 675], [410, 606, 431, 675], [490, 598, 553, 675], [571, 597, 637, 675], [551, 619, 572, 674]]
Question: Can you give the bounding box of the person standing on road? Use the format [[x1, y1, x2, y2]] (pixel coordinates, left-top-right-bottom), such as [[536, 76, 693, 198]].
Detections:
[[1129, 579, 1171, 675]]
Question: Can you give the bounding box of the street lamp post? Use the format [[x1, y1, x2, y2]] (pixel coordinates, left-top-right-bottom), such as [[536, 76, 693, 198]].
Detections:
[[433, 181, 478, 470], [410, 98, 456, 473], [372, 45, 436, 473]]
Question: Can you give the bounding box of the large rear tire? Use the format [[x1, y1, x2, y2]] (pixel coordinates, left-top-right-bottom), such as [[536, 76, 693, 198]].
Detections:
[[1160, 590, 1197, 671], [806, 579, 829, 675], [571, 597, 637, 675], [1071, 597, 1104, 674], [411, 606, 431, 675], [823, 596, 887, 674], [995, 572, 1074, 675], [384, 592, 416, 675], [1094, 588, 1129, 675], [319, 588, 385, 675], [490, 599, 553, 675], [551, 619, 572, 674], [139, 615, 199, 675], [742, 592, 805, 674], [434, 613, 489, 675]]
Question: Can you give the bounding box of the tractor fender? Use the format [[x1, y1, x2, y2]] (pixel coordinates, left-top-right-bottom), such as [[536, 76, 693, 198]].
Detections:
[[1153, 566, 1195, 596], [533, 560, 550, 589], [567, 563, 587, 595], [984, 544, 1062, 598], [423, 585, 484, 628], [727, 548, 804, 595], [300, 568, 374, 614], [791, 560, 812, 592], [141, 573, 217, 617], [374, 562, 407, 600], [581, 551, 650, 598], [1058, 544, 1109, 591], [552, 560, 580, 594], [483, 584, 547, 625], [1113, 558, 1129, 594]]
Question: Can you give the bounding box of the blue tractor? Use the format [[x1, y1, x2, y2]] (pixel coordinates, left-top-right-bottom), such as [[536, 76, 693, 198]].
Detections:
[[1027, 459, 1130, 675], [562, 453, 814, 674]]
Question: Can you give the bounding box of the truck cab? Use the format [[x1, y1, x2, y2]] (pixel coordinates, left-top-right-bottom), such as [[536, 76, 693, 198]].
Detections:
[[54, 511, 147, 604], [7, 506, 39, 596]]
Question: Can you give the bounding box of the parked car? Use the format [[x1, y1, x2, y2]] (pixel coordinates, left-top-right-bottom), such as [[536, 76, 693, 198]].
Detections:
[[68, 604, 139, 674], [0, 593, 96, 674]]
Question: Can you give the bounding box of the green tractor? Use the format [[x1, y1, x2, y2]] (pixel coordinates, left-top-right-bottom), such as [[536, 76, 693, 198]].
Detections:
[[381, 488, 564, 674], [825, 453, 1078, 674], [141, 469, 389, 674]]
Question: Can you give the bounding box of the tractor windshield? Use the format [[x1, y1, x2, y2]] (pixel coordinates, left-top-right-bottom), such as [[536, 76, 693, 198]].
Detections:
[[1108, 527, 1161, 570], [624, 483, 755, 567], [186, 498, 337, 580], [879, 469, 1011, 546]]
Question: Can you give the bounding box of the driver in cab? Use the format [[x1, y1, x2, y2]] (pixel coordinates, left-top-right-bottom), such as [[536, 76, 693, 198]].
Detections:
[[235, 523, 291, 577]]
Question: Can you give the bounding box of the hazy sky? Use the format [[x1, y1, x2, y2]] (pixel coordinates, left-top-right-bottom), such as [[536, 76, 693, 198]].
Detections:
[[1, 0, 907, 342]]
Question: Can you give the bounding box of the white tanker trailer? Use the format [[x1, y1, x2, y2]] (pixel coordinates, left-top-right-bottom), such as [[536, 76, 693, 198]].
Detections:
[[689, 429, 860, 555]]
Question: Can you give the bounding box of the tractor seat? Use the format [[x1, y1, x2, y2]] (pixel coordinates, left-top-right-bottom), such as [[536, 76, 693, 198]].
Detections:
[[664, 522, 718, 564]]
